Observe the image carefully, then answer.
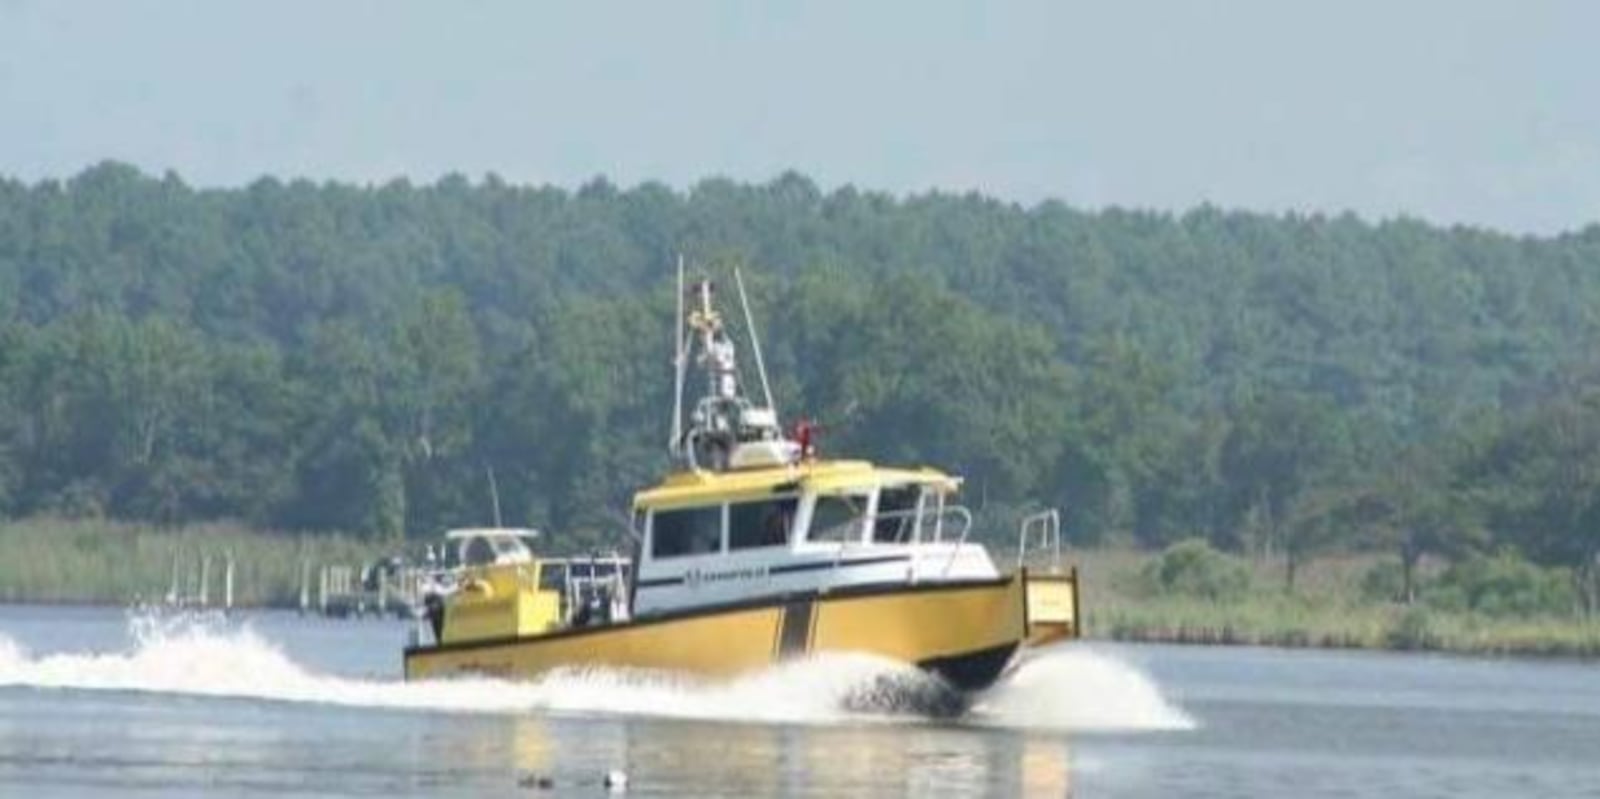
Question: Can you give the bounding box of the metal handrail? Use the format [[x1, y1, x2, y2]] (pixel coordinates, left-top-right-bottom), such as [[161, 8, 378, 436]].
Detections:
[[869, 507, 920, 544], [1017, 509, 1063, 572], [823, 505, 974, 576], [939, 506, 976, 577], [558, 554, 632, 626]]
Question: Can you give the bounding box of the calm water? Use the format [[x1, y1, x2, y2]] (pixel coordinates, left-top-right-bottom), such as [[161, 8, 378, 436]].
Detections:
[[2, 604, 1598, 797]]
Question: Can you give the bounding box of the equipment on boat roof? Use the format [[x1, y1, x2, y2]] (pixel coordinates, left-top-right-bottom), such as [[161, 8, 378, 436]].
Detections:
[[671, 262, 799, 472]]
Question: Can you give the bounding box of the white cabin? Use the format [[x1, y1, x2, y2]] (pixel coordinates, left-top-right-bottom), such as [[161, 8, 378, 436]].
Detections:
[[630, 461, 999, 615]]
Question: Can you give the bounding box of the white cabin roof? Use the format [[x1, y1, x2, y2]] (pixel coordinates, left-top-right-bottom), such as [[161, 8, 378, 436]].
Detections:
[[444, 527, 540, 541]]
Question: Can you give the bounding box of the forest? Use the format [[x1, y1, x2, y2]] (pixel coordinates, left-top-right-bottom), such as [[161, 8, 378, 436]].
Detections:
[[2, 162, 1599, 614]]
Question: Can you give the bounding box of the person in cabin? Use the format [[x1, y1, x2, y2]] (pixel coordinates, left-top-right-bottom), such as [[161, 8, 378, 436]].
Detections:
[[760, 502, 794, 547]]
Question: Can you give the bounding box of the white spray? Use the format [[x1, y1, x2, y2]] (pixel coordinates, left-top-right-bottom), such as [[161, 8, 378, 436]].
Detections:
[[0, 616, 1191, 731]]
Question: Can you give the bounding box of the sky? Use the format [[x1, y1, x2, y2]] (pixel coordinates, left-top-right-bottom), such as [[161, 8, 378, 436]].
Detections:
[[1, 1, 1597, 234]]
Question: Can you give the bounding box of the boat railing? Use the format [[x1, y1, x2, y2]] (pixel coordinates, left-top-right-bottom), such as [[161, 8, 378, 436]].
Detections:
[[928, 505, 973, 543], [824, 504, 975, 577], [1016, 508, 1063, 573], [857, 505, 969, 544], [937, 505, 975, 577], [558, 555, 633, 626]]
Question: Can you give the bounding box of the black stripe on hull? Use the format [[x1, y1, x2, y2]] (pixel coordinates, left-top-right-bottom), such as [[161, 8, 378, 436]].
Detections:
[[916, 642, 1020, 693], [776, 600, 814, 657]]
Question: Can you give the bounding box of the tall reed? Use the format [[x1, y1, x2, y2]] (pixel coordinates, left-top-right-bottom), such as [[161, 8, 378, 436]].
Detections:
[[0, 517, 389, 607]]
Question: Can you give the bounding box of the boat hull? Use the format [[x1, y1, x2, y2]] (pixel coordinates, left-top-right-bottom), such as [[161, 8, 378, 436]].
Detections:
[[404, 572, 1031, 692]]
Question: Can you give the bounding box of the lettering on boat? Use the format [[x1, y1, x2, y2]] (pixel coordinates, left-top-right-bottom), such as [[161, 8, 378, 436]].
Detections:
[[685, 564, 772, 587]]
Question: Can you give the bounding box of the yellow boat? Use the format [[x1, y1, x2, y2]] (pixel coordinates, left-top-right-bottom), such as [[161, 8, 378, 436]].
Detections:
[[404, 264, 1079, 693]]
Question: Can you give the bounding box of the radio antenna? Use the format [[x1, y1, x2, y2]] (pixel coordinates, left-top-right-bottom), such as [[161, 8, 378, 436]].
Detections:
[[733, 267, 777, 416], [669, 255, 687, 454]]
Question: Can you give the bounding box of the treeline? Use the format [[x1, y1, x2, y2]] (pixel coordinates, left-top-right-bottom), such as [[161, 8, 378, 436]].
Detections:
[[1, 162, 1598, 610]]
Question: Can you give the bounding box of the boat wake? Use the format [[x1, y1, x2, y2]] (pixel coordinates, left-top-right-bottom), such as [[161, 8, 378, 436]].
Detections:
[[0, 615, 1190, 731], [973, 646, 1195, 731]]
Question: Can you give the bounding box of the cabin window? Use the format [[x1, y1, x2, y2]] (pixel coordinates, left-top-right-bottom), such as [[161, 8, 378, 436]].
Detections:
[[492, 535, 535, 563], [729, 497, 798, 550], [567, 561, 611, 580], [538, 563, 568, 591], [808, 494, 867, 543], [873, 486, 921, 543], [651, 506, 724, 558], [462, 536, 497, 566]]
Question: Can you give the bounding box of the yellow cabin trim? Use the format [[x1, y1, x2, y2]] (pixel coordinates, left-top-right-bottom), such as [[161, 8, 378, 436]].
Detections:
[[631, 459, 959, 510]]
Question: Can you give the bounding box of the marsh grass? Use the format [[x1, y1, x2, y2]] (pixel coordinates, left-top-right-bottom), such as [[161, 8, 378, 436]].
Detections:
[[0, 517, 389, 607], [1070, 549, 1600, 658]]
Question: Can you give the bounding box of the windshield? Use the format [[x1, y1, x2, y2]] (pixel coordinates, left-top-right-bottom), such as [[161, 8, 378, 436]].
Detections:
[[808, 494, 868, 543], [874, 486, 921, 543]]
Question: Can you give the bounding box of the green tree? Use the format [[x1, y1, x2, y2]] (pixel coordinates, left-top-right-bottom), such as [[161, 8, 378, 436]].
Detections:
[[1469, 392, 1600, 615], [1353, 443, 1488, 602], [1221, 393, 1352, 589]]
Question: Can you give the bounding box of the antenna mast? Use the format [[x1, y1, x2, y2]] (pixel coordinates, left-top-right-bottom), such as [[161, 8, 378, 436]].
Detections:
[[734, 267, 777, 416], [665, 258, 798, 472], [485, 465, 503, 528], [669, 255, 687, 453]]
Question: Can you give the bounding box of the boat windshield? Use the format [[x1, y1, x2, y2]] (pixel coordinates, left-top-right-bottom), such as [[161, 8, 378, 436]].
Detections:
[[652, 506, 722, 558], [808, 493, 869, 543], [873, 485, 921, 543], [730, 497, 798, 550], [459, 533, 537, 567]]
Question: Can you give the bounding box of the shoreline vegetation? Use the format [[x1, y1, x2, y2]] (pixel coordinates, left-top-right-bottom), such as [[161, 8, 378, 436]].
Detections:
[[1078, 546, 1600, 658], [0, 518, 388, 608], [4, 519, 1595, 659]]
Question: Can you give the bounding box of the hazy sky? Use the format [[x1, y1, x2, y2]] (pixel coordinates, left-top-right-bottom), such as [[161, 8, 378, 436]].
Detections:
[[2, 1, 1597, 234]]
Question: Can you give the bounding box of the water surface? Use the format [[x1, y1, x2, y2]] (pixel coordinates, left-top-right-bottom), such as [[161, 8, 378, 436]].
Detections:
[[1, 604, 1597, 797]]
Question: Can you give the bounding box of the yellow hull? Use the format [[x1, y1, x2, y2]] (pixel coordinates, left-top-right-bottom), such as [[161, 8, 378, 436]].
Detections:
[[406, 571, 1060, 691]]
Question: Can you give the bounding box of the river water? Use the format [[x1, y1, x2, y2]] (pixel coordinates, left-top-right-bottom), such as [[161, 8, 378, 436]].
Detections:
[[1, 604, 1597, 797]]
